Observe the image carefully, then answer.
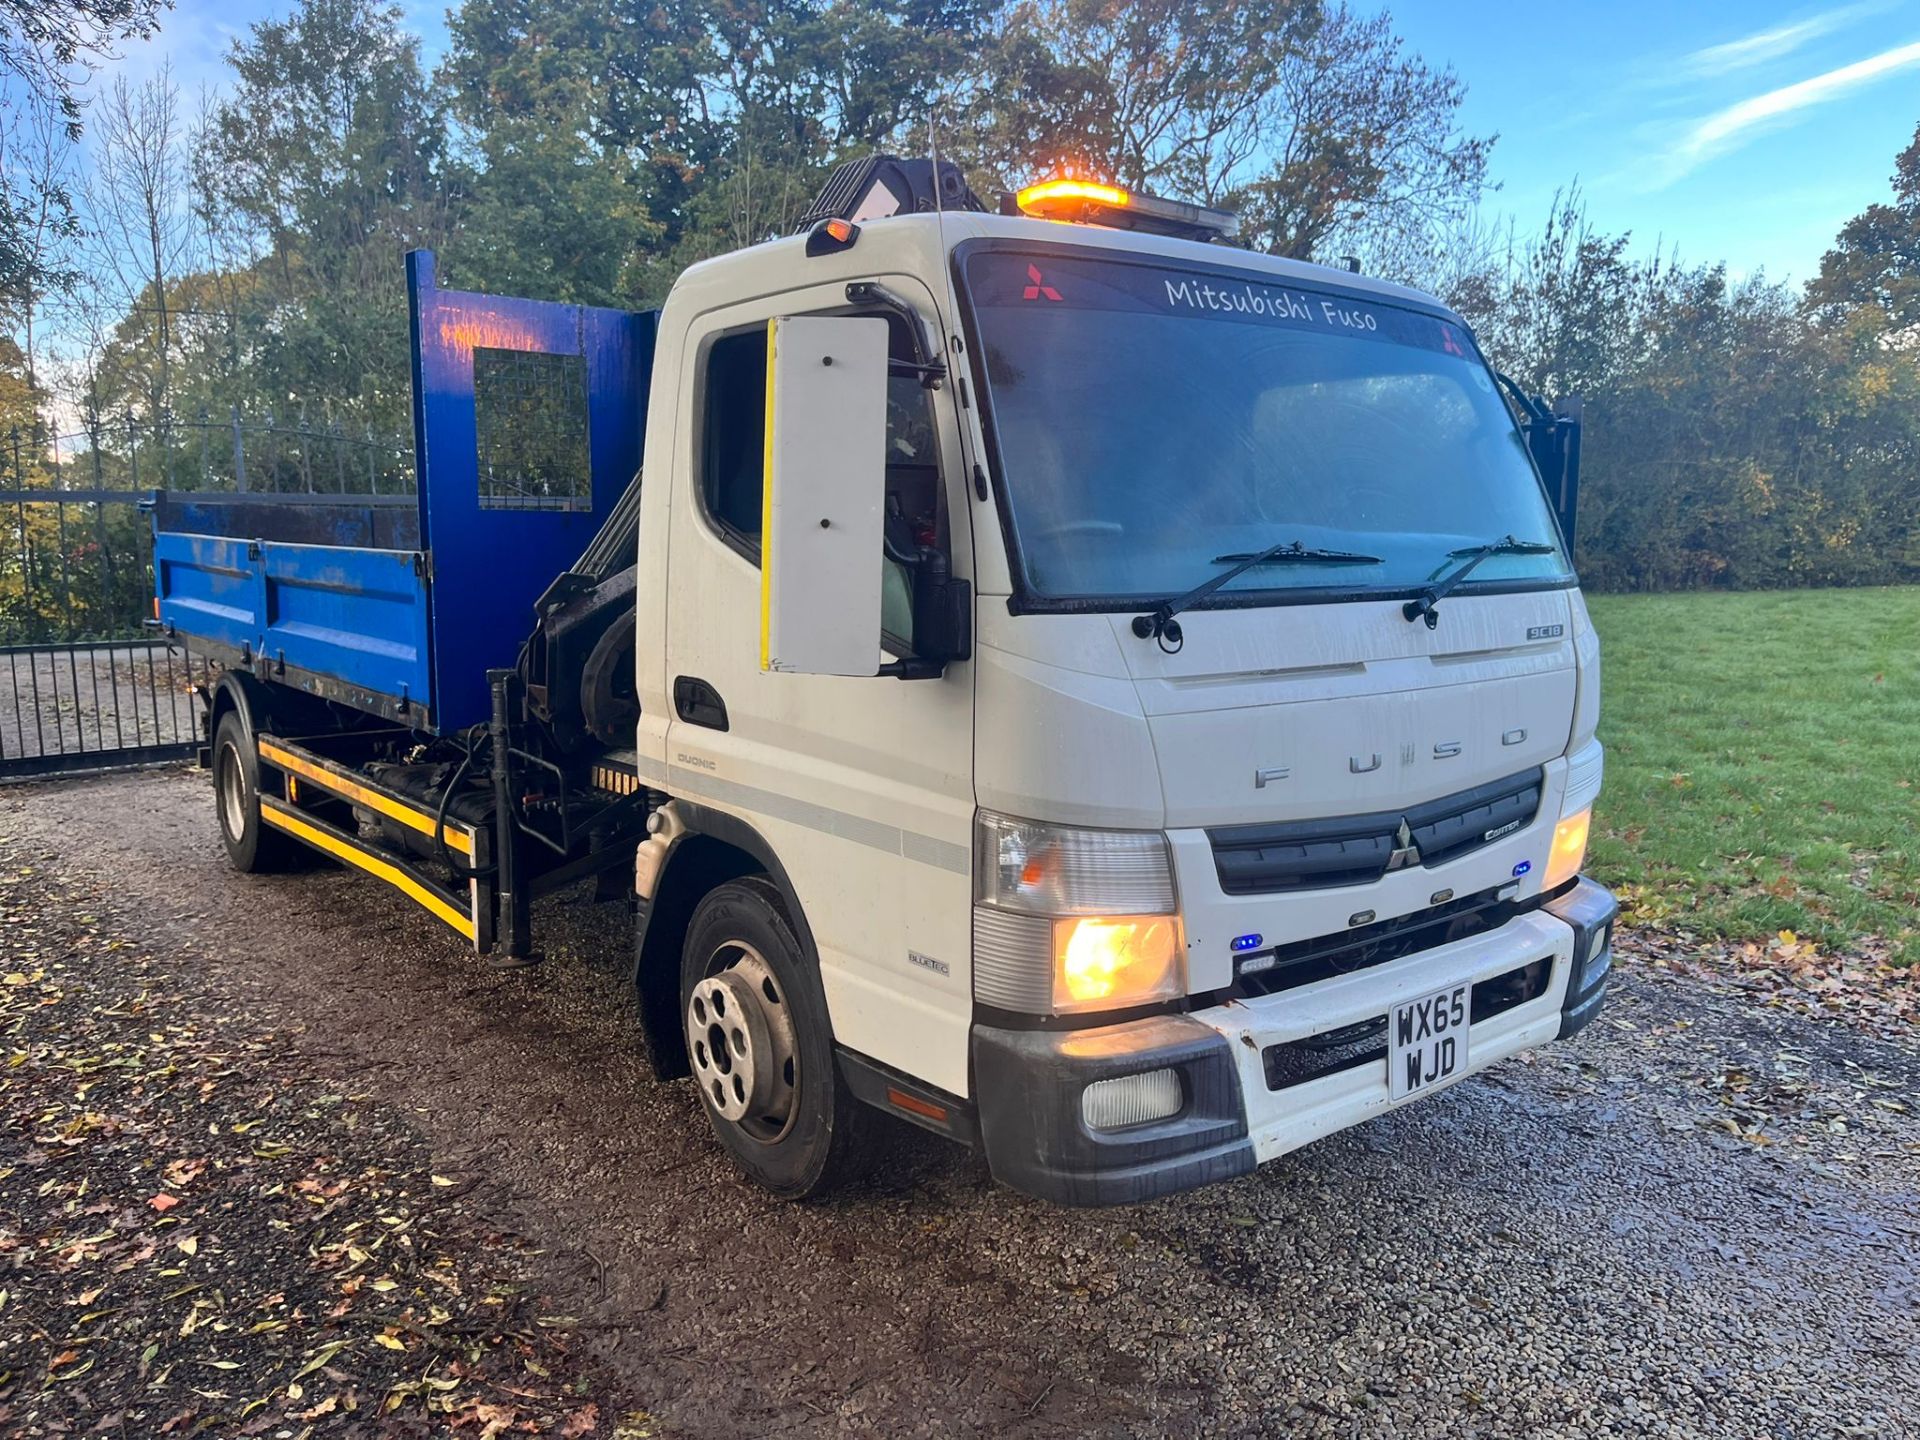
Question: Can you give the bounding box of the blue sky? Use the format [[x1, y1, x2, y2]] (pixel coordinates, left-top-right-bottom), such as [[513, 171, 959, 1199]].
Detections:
[[73, 0, 1920, 285], [1388, 0, 1920, 280]]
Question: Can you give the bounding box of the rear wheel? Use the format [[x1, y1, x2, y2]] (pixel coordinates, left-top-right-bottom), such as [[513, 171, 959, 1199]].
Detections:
[[212, 710, 300, 873], [680, 877, 872, 1198]]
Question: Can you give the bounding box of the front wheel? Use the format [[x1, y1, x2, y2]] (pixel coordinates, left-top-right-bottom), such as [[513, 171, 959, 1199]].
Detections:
[[680, 877, 872, 1199], [212, 711, 300, 873]]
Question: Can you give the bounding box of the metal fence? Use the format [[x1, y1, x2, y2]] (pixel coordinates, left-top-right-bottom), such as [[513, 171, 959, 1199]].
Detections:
[[9, 407, 413, 500], [1, 639, 210, 777], [2, 491, 156, 648], [0, 411, 410, 776]]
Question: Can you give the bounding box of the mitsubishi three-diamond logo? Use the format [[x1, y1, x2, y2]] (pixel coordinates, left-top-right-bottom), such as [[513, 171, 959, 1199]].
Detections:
[[1022, 264, 1063, 302], [1384, 817, 1422, 872]]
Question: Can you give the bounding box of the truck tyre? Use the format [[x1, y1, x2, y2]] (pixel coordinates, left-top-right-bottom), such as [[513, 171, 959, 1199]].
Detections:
[[680, 877, 872, 1199], [212, 711, 300, 873]]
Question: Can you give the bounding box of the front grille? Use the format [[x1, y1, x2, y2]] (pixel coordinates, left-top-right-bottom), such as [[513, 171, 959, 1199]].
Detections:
[[1207, 767, 1544, 896], [1261, 958, 1553, 1092], [1234, 885, 1522, 998]]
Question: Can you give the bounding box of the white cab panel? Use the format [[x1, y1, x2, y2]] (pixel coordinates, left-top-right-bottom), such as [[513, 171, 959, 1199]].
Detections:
[[973, 611, 1167, 830], [1113, 592, 1577, 827]]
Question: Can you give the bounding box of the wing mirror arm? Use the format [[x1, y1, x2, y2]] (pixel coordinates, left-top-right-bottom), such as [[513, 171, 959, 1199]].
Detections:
[[846, 280, 946, 389]]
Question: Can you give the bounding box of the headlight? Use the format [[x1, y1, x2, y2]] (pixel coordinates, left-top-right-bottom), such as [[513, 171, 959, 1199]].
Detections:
[[1057, 915, 1181, 1006], [973, 812, 1183, 1014], [1545, 741, 1603, 890], [1544, 807, 1591, 890]]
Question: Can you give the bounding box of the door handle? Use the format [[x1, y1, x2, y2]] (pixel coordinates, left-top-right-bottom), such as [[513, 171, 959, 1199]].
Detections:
[[673, 676, 729, 731]]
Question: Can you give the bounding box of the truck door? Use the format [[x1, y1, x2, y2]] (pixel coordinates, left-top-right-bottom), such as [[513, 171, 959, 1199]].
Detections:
[[660, 276, 977, 1098], [406, 251, 656, 731]]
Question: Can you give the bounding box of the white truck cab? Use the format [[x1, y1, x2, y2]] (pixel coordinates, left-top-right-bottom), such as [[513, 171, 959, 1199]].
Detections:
[[624, 163, 1616, 1205]]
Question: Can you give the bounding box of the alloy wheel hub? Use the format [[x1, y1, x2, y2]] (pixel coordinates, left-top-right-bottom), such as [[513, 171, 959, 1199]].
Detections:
[[686, 945, 798, 1138]]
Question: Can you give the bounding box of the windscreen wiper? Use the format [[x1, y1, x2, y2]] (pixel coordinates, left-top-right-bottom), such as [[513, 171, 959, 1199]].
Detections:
[[1133, 540, 1382, 650], [1402, 534, 1557, 628]]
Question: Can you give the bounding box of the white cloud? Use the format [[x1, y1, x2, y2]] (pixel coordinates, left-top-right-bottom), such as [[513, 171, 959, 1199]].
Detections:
[[1651, 38, 1920, 184], [1677, 4, 1886, 78]]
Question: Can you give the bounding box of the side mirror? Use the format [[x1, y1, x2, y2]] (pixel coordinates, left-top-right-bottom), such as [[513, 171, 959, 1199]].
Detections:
[[760, 315, 890, 676], [898, 545, 971, 677], [1499, 374, 1583, 551], [1537, 396, 1582, 551]]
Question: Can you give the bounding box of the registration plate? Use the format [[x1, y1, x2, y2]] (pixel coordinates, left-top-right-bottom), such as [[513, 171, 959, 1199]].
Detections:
[[1389, 983, 1470, 1100]]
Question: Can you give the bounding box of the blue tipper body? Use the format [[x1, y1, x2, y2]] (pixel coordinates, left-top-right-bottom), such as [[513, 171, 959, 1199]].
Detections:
[[151, 251, 658, 733], [152, 530, 434, 708]]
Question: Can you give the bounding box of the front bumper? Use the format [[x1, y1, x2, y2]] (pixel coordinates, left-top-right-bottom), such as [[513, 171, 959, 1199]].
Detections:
[[973, 877, 1617, 1206]]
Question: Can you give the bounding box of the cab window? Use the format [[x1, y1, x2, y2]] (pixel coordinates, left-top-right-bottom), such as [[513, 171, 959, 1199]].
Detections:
[[701, 328, 767, 557]]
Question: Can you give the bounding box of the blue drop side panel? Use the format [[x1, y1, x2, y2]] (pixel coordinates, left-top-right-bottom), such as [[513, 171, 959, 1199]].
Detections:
[[154, 532, 432, 708], [407, 250, 657, 732], [154, 533, 261, 653], [258, 543, 430, 703]]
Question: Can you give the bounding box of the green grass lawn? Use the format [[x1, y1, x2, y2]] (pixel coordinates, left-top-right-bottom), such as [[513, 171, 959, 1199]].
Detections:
[[1585, 587, 1920, 965]]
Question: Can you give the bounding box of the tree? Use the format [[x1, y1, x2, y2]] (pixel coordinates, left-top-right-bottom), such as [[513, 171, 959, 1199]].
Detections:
[[1450, 190, 1920, 592], [683, 0, 997, 255], [1807, 121, 1920, 332], [1236, 5, 1492, 262], [202, 0, 452, 430], [1, 0, 171, 302], [442, 0, 997, 305], [0, 105, 79, 389], [438, 0, 710, 306], [966, 0, 1314, 201], [965, 0, 1488, 263], [81, 66, 191, 420]]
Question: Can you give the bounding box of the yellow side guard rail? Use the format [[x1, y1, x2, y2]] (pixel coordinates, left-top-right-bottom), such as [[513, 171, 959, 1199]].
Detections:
[[258, 737, 477, 858], [254, 735, 487, 950], [259, 795, 482, 945]]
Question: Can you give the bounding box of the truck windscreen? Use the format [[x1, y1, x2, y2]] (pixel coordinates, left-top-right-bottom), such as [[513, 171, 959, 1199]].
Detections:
[[961, 248, 1573, 606]]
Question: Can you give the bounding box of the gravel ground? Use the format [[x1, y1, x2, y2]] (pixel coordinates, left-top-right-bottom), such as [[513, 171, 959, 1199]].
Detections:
[[4, 766, 1918, 1438], [2, 860, 635, 1436]]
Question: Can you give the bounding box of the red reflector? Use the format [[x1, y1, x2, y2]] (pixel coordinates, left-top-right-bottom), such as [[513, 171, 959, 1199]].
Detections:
[[886, 1087, 947, 1124]]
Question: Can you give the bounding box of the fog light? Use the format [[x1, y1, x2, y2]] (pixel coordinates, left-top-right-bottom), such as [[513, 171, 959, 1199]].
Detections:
[[1586, 923, 1610, 965], [1081, 1069, 1182, 1130]]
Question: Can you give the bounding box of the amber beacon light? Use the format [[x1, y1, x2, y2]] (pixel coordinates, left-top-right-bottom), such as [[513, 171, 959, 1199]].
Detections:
[[1015, 178, 1132, 218], [1010, 176, 1238, 241]]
